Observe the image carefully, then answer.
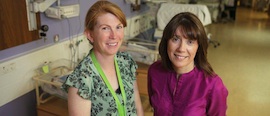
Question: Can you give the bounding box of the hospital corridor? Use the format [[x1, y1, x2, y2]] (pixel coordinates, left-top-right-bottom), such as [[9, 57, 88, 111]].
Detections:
[[140, 6, 270, 116]]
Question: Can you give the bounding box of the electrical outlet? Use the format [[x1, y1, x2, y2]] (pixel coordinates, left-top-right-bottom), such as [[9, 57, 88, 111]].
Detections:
[[54, 34, 59, 43], [0, 62, 16, 75]]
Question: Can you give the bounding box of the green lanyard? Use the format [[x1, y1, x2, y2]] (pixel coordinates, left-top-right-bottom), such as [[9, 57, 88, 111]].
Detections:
[[90, 51, 126, 116]]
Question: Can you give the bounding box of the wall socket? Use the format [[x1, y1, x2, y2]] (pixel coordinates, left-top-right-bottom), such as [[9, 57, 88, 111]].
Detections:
[[0, 62, 16, 75]]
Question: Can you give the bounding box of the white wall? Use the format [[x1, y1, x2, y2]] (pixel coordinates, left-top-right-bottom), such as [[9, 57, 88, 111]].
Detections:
[[0, 35, 92, 107]]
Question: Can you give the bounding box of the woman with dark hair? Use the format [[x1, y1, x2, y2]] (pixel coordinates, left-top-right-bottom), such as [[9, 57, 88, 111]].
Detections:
[[148, 12, 228, 116]]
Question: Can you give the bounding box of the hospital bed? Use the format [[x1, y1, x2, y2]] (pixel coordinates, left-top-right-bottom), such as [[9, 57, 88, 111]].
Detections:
[[154, 2, 220, 48], [154, 2, 212, 37], [125, 2, 220, 65]]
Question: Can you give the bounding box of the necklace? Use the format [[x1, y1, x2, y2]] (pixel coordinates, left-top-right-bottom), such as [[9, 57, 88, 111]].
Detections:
[[90, 51, 126, 116]]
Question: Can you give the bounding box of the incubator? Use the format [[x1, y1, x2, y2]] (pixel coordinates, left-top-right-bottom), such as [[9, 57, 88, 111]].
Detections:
[[33, 59, 75, 105]]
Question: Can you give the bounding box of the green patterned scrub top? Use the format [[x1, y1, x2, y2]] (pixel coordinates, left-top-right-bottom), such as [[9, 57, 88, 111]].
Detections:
[[62, 50, 138, 116]]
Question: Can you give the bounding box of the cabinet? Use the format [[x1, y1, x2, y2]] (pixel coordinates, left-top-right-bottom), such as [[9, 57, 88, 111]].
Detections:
[[136, 62, 153, 115], [0, 0, 40, 50], [37, 97, 68, 116], [136, 62, 150, 95]]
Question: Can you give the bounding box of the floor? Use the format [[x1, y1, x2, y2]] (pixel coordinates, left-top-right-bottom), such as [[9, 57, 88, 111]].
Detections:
[[141, 6, 270, 116], [207, 6, 270, 116]]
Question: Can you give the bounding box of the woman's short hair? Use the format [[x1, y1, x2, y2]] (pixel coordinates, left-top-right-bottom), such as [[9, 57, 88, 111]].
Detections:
[[158, 12, 214, 76]]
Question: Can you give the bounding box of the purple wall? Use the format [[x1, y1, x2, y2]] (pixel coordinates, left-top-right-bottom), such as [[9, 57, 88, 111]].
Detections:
[[0, 90, 37, 116], [0, 0, 149, 62], [0, 0, 149, 115]]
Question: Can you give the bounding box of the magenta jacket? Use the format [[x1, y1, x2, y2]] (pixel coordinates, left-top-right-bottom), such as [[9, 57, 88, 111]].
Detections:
[[148, 61, 228, 116]]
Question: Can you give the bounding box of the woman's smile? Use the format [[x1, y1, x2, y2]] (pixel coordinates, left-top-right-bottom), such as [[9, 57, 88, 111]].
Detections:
[[107, 42, 118, 46], [174, 53, 188, 60]]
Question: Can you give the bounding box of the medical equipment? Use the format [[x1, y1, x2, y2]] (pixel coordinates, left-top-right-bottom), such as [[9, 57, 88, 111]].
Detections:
[[26, 0, 80, 31]]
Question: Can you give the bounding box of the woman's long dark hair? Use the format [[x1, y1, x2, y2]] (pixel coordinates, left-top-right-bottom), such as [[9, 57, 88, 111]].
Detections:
[[158, 12, 215, 76]]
